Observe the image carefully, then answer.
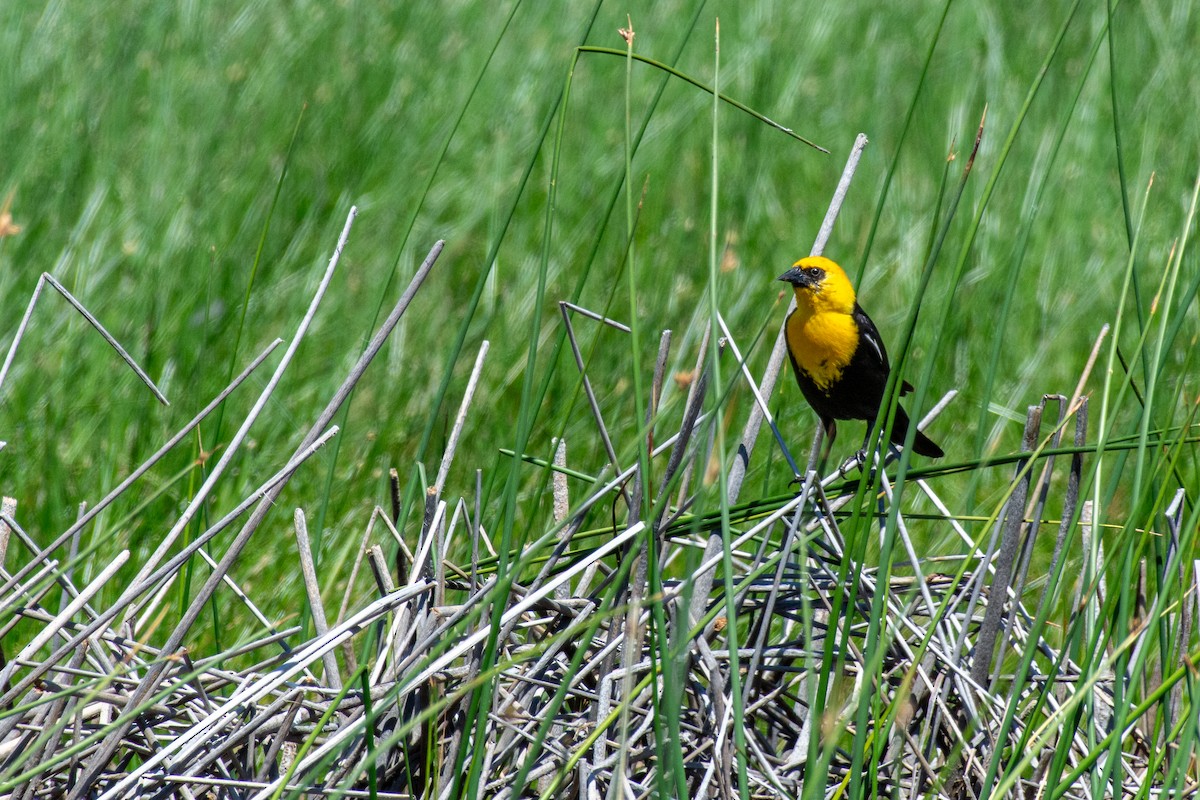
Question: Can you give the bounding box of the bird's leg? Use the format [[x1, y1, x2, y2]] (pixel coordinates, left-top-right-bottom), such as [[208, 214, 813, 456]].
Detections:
[[858, 425, 873, 466], [835, 424, 870, 478], [817, 419, 837, 476]]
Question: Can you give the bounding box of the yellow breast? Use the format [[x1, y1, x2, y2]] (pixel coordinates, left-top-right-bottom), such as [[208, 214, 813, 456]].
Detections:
[[785, 309, 859, 390]]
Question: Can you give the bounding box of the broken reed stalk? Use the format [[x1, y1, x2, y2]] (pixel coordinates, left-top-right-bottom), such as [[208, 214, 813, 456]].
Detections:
[[0, 273, 170, 406], [294, 508, 341, 691]]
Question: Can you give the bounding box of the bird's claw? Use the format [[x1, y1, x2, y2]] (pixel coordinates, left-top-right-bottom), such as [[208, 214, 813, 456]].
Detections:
[[837, 449, 866, 479]]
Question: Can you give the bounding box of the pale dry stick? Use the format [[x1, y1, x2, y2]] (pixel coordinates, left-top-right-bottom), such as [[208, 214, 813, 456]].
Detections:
[[562, 413, 713, 526], [606, 334, 667, 777], [473, 469, 482, 593], [138, 543, 285, 641], [877, 469, 962, 659], [140, 774, 410, 800], [561, 301, 632, 331], [416, 487, 440, 582], [204, 548, 280, 632], [489, 606, 600, 747], [725, 132, 868, 506], [443, 497, 470, 571], [1164, 493, 1188, 726], [178, 685, 303, 784], [5, 618, 159, 669], [693, 635, 729, 800], [560, 302, 629, 504], [434, 339, 491, 493], [721, 398, 954, 719], [712, 646, 815, 663], [796, 497, 998, 723], [515, 404, 710, 594], [335, 507, 385, 628], [108, 439, 340, 642], [390, 524, 645, 700], [0, 497, 16, 570], [0, 273, 169, 405], [492, 754, 580, 800], [552, 439, 570, 600], [876, 469, 980, 720], [0, 515, 105, 627], [650, 368, 709, 536], [373, 595, 424, 684], [435, 497, 448, 606], [10, 703, 57, 800], [743, 732, 792, 798], [593, 667, 615, 779], [664, 490, 809, 608], [121, 210, 360, 621], [0, 561, 63, 636], [386, 577, 500, 683], [131, 567, 185, 638], [94, 583, 434, 799], [649, 329, 672, 437], [1069, 324, 1109, 411], [0, 551, 128, 687], [254, 693, 306, 784], [248, 581, 478, 798], [367, 544, 396, 596], [294, 508, 341, 692], [409, 500, 445, 588], [58, 502, 88, 613], [0, 339, 282, 602], [550, 467, 610, 599], [720, 317, 833, 709], [75, 234, 444, 797], [716, 311, 799, 475], [12, 647, 90, 800], [177, 651, 214, 718], [738, 493, 811, 710], [371, 503, 444, 686]]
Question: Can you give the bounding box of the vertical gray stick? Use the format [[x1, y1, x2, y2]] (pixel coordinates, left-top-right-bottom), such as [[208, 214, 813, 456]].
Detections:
[[0, 497, 15, 569], [725, 133, 868, 504], [971, 405, 1041, 690], [293, 508, 341, 691], [688, 135, 868, 633], [434, 340, 491, 493]]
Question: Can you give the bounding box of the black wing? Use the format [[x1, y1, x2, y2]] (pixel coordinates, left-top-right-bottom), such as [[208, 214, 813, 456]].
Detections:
[[853, 302, 913, 395]]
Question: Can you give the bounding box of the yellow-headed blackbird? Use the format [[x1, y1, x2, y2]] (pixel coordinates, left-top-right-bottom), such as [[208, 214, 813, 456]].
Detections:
[[779, 256, 943, 458]]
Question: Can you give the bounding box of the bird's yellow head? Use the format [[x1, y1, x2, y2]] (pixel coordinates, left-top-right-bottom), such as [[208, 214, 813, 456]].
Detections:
[[778, 256, 856, 315]]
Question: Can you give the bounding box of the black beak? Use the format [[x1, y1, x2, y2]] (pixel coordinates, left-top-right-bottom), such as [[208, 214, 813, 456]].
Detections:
[[778, 266, 810, 287]]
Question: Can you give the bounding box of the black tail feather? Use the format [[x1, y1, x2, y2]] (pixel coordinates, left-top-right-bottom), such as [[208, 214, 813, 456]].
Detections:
[[890, 405, 944, 458]]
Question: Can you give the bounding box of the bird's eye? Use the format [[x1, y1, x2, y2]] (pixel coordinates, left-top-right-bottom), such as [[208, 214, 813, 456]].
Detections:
[[806, 267, 824, 280]]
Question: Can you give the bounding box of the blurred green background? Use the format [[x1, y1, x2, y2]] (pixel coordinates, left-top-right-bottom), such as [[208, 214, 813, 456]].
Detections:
[[0, 0, 1196, 636]]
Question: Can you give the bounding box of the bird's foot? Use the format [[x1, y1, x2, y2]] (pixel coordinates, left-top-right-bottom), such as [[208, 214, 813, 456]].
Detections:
[[837, 449, 867, 479]]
